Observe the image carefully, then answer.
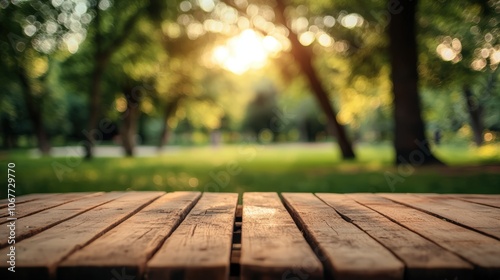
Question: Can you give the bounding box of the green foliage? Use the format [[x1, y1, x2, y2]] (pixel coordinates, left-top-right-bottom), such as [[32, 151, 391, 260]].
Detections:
[[242, 80, 280, 139], [1, 0, 500, 152]]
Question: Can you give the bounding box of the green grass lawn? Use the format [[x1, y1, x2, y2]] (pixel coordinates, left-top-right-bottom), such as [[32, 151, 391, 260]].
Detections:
[[1, 143, 500, 198]]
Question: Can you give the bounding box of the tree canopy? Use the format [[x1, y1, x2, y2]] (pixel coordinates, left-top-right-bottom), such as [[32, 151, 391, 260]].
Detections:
[[1, 0, 499, 164]]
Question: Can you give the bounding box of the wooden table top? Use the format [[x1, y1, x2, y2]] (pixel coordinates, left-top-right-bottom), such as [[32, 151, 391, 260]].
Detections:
[[1, 192, 499, 280]]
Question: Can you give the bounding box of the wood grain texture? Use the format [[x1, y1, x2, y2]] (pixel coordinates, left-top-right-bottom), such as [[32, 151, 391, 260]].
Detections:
[[282, 193, 404, 280], [0, 193, 58, 209], [240, 192, 323, 280], [147, 193, 238, 280], [448, 194, 500, 209], [349, 194, 500, 279], [2, 192, 499, 280], [317, 193, 474, 280], [58, 192, 201, 280], [0, 192, 99, 220], [380, 193, 500, 239], [0, 192, 123, 248], [0, 191, 163, 280]]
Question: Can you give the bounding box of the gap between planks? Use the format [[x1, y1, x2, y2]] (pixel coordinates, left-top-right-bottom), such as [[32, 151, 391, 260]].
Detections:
[[348, 194, 500, 279], [5, 192, 499, 280], [316, 193, 474, 280], [0, 192, 102, 221], [0, 193, 59, 209], [379, 193, 500, 240], [0, 191, 164, 280], [451, 194, 500, 209], [230, 205, 243, 280], [146, 193, 238, 280], [57, 192, 202, 280], [240, 193, 323, 280], [281, 193, 404, 280], [0, 192, 128, 248]]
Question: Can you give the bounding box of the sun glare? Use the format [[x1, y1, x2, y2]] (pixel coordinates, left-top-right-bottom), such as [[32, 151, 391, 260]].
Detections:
[[212, 29, 281, 75]]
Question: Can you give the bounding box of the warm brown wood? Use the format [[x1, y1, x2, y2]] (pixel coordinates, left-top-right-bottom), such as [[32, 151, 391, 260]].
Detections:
[[0, 192, 124, 248], [0, 192, 99, 220], [380, 193, 500, 239], [147, 193, 238, 280], [0, 191, 163, 280], [2, 192, 499, 279], [57, 192, 201, 280], [349, 194, 500, 279], [0, 193, 58, 209], [282, 193, 404, 280], [317, 193, 474, 280], [240, 192, 323, 280], [451, 194, 500, 209]]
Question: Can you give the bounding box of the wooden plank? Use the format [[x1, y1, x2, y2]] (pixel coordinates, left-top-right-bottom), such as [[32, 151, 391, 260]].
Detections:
[[0, 193, 58, 209], [380, 193, 500, 240], [57, 192, 201, 280], [349, 194, 500, 279], [451, 195, 500, 209], [282, 193, 404, 280], [317, 193, 474, 280], [147, 193, 238, 280], [0, 192, 99, 220], [0, 191, 163, 280], [456, 194, 500, 198], [0, 192, 124, 248], [240, 192, 323, 280]]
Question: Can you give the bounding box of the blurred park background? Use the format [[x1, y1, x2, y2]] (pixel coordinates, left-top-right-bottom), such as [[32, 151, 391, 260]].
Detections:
[[1, 0, 499, 197]]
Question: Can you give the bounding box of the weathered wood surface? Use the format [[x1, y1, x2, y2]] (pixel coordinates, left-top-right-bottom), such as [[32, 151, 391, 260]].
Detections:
[[240, 192, 323, 280], [58, 192, 201, 280], [380, 193, 500, 240], [1, 192, 499, 280], [349, 194, 500, 279], [0, 192, 98, 220], [147, 192, 238, 280], [317, 193, 474, 280], [0, 193, 58, 209], [0, 191, 163, 280], [282, 193, 404, 280], [0, 192, 124, 248], [444, 194, 500, 209]]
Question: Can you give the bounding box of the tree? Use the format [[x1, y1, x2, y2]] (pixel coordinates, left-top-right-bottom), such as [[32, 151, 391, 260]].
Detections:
[[389, 0, 443, 165], [0, 0, 91, 155], [155, 38, 206, 150], [219, 0, 356, 158], [243, 83, 280, 141], [82, 0, 156, 159], [418, 0, 500, 146], [275, 0, 355, 158]]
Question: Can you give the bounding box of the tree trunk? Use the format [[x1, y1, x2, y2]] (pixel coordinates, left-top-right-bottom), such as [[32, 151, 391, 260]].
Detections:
[[275, 0, 355, 159], [83, 6, 147, 159], [158, 122, 170, 150], [84, 7, 104, 160], [157, 100, 179, 150], [83, 57, 107, 159], [120, 86, 141, 157], [463, 85, 483, 146], [1, 117, 17, 149], [389, 0, 443, 165], [18, 67, 51, 155]]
